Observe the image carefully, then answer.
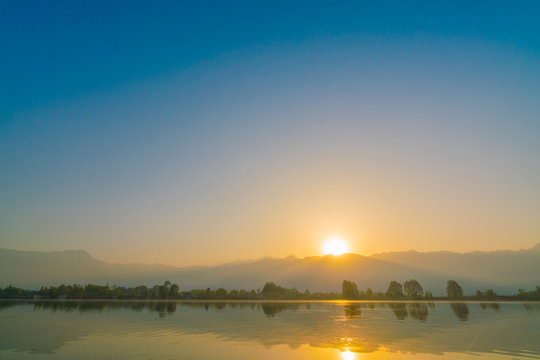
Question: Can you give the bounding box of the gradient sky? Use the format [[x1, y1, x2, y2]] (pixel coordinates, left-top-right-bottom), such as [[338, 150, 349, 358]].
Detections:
[[1, 1, 540, 266]]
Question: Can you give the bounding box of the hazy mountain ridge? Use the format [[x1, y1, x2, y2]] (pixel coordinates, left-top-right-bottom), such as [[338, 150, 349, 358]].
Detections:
[[1, 245, 539, 295], [370, 244, 540, 288], [0, 248, 178, 287]]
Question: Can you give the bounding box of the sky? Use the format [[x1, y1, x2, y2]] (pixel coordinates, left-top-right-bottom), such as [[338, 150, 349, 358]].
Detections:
[[1, 1, 540, 266]]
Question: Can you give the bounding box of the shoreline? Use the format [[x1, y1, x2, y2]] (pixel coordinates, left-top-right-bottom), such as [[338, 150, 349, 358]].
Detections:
[[2, 298, 539, 303]]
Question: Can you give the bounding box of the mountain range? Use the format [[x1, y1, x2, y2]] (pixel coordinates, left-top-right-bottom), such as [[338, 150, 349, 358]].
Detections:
[[1, 244, 539, 295]]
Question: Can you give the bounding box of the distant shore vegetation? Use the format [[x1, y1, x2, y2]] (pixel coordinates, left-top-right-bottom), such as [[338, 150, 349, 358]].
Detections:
[[1, 280, 539, 301]]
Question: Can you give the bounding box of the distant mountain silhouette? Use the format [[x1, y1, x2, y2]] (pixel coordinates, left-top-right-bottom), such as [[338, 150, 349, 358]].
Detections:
[[527, 243, 540, 253], [0, 248, 175, 287], [371, 245, 540, 291], [1, 245, 539, 295]]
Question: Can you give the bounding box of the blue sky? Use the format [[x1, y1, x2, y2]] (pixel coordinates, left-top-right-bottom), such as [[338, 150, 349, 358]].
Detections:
[[1, 1, 540, 265], [2, 1, 540, 115]]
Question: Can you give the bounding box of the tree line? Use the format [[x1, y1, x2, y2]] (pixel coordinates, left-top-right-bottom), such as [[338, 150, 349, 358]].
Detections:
[[1, 280, 539, 300], [342, 279, 463, 300], [342, 279, 540, 300], [342, 279, 459, 300], [0, 281, 325, 300], [0, 282, 180, 300]]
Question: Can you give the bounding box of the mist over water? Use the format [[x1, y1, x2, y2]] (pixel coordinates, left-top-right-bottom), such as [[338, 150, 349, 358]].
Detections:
[[1, 300, 539, 359]]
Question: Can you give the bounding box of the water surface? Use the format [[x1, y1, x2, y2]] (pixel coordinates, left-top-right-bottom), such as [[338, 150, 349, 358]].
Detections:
[[1, 300, 539, 359]]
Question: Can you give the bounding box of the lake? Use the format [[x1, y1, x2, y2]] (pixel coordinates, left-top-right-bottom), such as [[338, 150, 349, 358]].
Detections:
[[0, 300, 539, 359]]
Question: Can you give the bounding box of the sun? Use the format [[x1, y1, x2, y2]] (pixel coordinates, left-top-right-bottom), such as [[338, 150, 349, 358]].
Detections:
[[322, 237, 350, 256]]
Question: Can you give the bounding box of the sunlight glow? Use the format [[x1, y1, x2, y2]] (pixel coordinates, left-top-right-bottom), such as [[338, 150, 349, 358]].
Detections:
[[341, 350, 356, 360], [323, 237, 350, 256]]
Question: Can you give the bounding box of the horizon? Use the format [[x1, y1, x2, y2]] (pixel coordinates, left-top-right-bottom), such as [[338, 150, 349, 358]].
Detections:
[[2, 241, 539, 268]]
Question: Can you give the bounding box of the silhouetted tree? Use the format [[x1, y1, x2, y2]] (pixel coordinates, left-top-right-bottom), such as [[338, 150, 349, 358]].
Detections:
[[260, 282, 302, 299], [5, 281, 536, 301], [403, 279, 424, 299], [386, 281, 404, 298], [446, 280, 464, 299], [366, 288, 373, 299], [485, 289, 496, 300], [0, 285, 26, 298], [158, 281, 172, 298], [516, 286, 540, 300], [342, 280, 360, 300], [475, 289, 498, 300], [215, 288, 228, 299], [261, 282, 282, 297], [169, 283, 179, 298]]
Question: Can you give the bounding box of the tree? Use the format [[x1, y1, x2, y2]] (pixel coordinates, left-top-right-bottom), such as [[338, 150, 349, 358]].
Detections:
[[366, 288, 373, 298], [169, 283, 179, 298], [485, 289, 496, 299], [446, 280, 464, 299], [159, 281, 172, 298], [403, 279, 424, 299], [386, 281, 404, 298], [261, 282, 286, 299], [342, 280, 360, 300], [215, 288, 228, 299], [424, 291, 433, 299]]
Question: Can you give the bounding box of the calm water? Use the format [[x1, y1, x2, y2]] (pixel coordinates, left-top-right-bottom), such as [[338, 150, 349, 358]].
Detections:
[[1, 300, 539, 359]]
